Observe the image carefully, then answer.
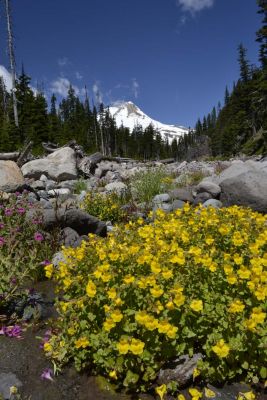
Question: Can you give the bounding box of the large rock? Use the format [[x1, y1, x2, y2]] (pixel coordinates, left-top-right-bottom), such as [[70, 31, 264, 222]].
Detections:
[[218, 161, 267, 212], [26, 207, 107, 237], [21, 147, 78, 181], [169, 188, 194, 203], [0, 160, 24, 191]]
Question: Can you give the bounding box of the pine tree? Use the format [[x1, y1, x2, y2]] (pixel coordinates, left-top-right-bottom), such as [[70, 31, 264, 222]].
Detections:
[[238, 43, 251, 83], [224, 86, 230, 105], [256, 0, 267, 69]]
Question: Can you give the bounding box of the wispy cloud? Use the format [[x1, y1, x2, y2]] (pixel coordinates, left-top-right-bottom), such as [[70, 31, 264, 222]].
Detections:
[[131, 78, 140, 99], [75, 71, 83, 80], [177, 0, 214, 13], [57, 57, 70, 67], [50, 77, 80, 97], [93, 81, 103, 104]]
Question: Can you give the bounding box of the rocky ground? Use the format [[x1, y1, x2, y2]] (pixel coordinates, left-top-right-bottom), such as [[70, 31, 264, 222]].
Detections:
[[1, 147, 267, 400]]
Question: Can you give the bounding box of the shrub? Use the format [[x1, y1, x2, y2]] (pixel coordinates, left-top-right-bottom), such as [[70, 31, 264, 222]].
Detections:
[[73, 179, 88, 194], [82, 191, 128, 223], [0, 194, 56, 312], [46, 205, 267, 391], [131, 168, 174, 205]]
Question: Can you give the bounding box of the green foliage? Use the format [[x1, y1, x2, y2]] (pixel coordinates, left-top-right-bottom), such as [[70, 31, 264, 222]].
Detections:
[[73, 179, 88, 194], [82, 191, 127, 223], [131, 168, 174, 205], [0, 194, 56, 311], [45, 205, 267, 391]]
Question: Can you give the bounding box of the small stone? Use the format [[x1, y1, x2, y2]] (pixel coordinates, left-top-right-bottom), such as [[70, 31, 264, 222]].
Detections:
[[202, 199, 223, 208], [196, 181, 221, 197], [172, 199, 185, 210], [153, 193, 171, 203], [48, 188, 71, 199], [157, 354, 202, 387], [0, 372, 23, 400], [105, 181, 127, 194], [193, 192, 212, 205]]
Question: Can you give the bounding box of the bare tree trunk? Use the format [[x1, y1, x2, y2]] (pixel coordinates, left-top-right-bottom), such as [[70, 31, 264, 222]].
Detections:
[[5, 0, 19, 128]]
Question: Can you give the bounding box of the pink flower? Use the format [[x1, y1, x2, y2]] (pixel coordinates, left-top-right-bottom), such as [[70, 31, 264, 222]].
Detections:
[[0, 237, 5, 246], [34, 232, 44, 242], [41, 368, 54, 381]]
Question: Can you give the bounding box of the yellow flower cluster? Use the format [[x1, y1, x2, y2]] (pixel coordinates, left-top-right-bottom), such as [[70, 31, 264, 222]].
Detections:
[[46, 204, 267, 390], [135, 311, 178, 339], [117, 337, 145, 355]]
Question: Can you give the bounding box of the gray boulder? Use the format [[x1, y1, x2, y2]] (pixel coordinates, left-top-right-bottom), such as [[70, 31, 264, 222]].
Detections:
[[21, 147, 78, 181], [27, 207, 107, 237], [0, 160, 24, 191], [60, 227, 81, 248], [196, 181, 221, 198], [153, 193, 171, 203], [169, 188, 194, 203], [218, 161, 267, 212]]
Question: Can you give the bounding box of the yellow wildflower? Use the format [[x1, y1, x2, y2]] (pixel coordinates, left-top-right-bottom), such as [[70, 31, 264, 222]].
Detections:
[[44, 263, 53, 278], [117, 338, 129, 354], [212, 339, 230, 358], [228, 300, 245, 313], [156, 384, 167, 400], [190, 300, 203, 312], [86, 280, 97, 297], [75, 337, 90, 349], [129, 338, 145, 355]]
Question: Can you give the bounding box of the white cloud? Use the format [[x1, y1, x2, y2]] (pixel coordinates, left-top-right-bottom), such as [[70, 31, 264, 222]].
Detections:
[[93, 81, 103, 104], [0, 65, 12, 92], [177, 0, 214, 12], [75, 71, 83, 80], [57, 57, 70, 67], [50, 77, 80, 97], [131, 78, 140, 99]]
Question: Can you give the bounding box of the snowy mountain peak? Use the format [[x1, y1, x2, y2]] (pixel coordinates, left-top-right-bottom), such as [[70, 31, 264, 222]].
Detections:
[[108, 101, 189, 141]]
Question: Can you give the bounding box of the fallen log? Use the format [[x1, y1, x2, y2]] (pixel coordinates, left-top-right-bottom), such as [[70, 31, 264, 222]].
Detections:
[[0, 151, 20, 161], [17, 141, 33, 167]]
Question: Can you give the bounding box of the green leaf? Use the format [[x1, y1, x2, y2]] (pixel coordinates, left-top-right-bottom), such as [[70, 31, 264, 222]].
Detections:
[[260, 367, 267, 379]]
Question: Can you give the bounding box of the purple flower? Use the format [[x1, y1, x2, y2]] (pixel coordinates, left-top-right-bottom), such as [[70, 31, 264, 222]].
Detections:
[[4, 208, 13, 216], [0, 237, 5, 246], [10, 277, 17, 285], [0, 325, 22, 338], [41, 368, 54, 381], [0, 223, 4, 229], [34, 232, 44, 242], [17, 207, 26, 215], [41, 260, 51, 266]]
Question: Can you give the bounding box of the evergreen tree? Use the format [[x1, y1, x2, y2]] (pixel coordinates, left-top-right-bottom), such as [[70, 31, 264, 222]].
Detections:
[[256, 0, 267, 69], [238, 43, 251, 83]]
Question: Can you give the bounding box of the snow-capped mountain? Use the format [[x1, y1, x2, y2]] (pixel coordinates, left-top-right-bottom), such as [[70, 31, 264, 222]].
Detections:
[[108, 101, 189, 141]]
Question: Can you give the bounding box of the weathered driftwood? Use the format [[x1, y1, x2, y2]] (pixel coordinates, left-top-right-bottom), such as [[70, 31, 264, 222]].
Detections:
[[42, 140, 82, 153], [157, 158, 175, 164], [78, 152, 104, 176], [0, 151, 20, 160], [17, 141, 33, 167]]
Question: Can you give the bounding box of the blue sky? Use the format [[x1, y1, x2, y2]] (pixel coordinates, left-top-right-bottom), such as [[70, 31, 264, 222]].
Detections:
[[0, 0, 261, 127]]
